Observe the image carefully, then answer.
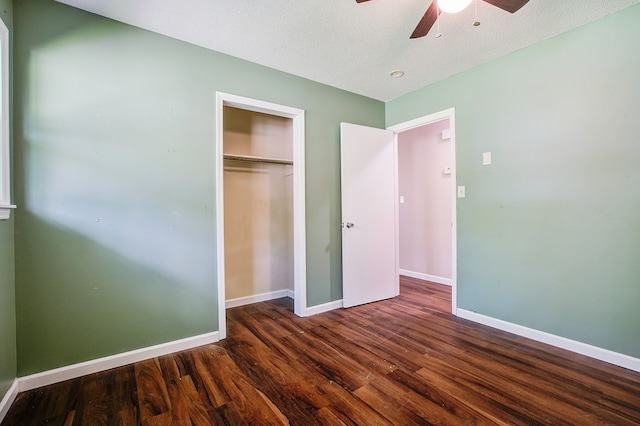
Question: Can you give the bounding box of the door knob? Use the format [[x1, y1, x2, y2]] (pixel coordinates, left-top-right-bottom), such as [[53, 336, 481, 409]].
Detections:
[[345, 222, 354, 229]]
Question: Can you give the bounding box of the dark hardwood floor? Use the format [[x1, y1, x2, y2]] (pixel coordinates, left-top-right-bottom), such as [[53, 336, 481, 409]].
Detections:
[[3, 277, 640, 425]]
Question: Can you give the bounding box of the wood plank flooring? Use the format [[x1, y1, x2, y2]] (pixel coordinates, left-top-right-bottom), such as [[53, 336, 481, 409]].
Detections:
[[3, 276, 640, 425]]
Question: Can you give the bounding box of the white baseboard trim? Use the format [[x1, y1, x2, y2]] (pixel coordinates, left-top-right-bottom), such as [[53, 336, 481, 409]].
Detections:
[[305, 299, 343, 317], [18, 331, 220, 392], [226, 289, 294, 309], [457, 309, 640, 373], [0, 379, 18, 423], [399, 269, 452, 286]]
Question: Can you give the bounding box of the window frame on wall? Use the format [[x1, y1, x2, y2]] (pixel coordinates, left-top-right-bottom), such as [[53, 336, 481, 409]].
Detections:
[[0, 17, 14, 220]]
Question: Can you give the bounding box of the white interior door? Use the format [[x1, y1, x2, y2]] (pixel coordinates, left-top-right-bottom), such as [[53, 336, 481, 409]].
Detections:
[[340, 123, 398, 308]]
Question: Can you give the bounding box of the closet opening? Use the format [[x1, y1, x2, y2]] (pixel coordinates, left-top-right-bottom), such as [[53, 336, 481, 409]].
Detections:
[[215, 93, 307, 340], [223, 106, 294, 307]]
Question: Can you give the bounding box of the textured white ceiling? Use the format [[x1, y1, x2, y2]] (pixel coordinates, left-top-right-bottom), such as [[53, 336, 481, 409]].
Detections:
[[55, 0, 640, 101]]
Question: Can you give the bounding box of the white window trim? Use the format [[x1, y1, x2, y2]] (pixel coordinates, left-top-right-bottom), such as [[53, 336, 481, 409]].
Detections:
[[0, 18, 14, 220]]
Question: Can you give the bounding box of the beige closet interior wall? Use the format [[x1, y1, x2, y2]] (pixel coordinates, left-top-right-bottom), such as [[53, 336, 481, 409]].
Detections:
[[223, 107, 294, 301], [398, 120, 452, 281]]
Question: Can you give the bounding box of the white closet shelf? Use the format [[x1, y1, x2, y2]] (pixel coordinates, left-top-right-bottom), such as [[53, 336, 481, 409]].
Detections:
[[223, 153, 293, 165]]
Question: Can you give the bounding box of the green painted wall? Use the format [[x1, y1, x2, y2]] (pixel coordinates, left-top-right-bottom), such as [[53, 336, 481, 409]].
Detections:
[[0, 216, 15, 397], [11, 0, 639, 380], [0, 0, 15, 399], [387, 5, 640, 358], [13, 0, 384, 375]]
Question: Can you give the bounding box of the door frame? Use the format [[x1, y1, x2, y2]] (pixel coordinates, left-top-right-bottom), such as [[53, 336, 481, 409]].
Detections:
[[387, 107, 458, 315], [215, 92, 307, 339]]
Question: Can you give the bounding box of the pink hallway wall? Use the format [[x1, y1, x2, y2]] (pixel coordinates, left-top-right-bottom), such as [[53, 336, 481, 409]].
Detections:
[[398, 119, 452, 283]]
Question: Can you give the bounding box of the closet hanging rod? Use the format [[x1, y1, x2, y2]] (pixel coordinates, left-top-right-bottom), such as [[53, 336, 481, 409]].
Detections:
[[223, 154, 293, 165]]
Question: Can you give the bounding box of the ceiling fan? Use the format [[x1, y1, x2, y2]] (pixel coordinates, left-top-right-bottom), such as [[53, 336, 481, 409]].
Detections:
[[356, 0, 530, 39]]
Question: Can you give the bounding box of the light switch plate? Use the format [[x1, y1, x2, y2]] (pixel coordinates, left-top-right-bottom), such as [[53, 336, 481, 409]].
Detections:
[[457, 186, 466, 198], [483, 152, 492, 165]]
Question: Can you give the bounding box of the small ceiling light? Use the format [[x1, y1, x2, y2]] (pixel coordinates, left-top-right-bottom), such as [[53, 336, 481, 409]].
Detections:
[[389, 70, 405, 78], [438, 0, 472, 14], [472, 0, 481, 26]]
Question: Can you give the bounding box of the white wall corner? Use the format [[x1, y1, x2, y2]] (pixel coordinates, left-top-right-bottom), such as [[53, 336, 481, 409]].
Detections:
[[457, 309, 640, 373], [0, 379, 19, 423], [18, 332, 220, 392]]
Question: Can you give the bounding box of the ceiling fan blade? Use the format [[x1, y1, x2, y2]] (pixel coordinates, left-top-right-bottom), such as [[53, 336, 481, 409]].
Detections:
[[355, 0, 372, 3], [482, 0, 529, 13], [410, 1, 440, 39]]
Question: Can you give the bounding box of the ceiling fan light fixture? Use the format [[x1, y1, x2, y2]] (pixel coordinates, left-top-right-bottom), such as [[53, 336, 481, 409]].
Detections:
[[437, 0, 472, 14]]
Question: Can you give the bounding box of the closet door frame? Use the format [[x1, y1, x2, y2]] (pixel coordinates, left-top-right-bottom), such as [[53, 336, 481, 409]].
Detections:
[[215, 92, 307, 339]]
